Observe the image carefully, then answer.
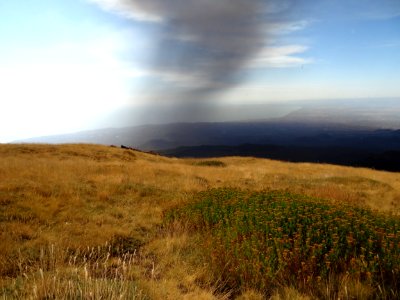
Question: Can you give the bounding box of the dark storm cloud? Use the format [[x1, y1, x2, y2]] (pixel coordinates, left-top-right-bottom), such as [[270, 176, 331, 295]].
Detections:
[[91, 0, 400, 103], [91, 0, 295, 99]]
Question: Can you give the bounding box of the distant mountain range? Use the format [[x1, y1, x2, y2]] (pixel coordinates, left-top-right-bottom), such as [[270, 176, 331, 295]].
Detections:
[[17, 99, 400, 172]]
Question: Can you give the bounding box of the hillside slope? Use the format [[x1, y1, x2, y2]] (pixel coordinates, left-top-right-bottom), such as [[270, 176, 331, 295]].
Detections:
[[1, 144, 399, 299]]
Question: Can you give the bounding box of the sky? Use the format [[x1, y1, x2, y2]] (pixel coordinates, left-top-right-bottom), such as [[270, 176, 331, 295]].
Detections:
[[0, 0, 399, 142]]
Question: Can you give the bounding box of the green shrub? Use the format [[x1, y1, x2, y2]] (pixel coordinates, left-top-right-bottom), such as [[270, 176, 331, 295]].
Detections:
[[166, 188, 400, 296]]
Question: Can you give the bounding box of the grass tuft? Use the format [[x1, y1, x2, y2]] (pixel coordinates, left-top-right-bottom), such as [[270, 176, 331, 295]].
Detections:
[[194, 160, 227, 167]]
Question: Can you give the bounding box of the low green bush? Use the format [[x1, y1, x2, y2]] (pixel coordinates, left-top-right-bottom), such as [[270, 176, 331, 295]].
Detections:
[[166, 188, 400, 296]]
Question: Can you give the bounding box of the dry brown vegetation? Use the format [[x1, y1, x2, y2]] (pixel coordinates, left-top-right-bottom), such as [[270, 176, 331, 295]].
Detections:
[[1, 144, 399, 299]]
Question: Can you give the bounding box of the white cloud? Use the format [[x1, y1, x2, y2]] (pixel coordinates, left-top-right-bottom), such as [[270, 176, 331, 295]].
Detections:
[[87, 0, 164, 22], [248, 45, 312, 68], [263, 20, 311, 35]]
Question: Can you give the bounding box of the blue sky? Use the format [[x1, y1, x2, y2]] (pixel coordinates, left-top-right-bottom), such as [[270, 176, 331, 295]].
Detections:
[[0, 0, 399, 142]]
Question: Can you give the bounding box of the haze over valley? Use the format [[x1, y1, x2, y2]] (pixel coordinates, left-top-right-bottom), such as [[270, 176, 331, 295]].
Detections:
[[18, 98, 400, 171]]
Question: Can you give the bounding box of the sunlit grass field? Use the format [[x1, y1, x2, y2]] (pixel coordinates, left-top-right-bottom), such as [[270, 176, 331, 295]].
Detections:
[[1, 144, 400, 299]]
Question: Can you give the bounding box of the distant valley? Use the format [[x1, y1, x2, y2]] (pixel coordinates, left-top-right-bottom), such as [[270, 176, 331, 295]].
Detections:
[[17, 99, 400, 172]]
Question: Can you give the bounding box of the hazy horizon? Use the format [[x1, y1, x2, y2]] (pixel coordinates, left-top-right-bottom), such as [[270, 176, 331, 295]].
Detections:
[[1, 0, 399, 142], [5, 97, 400, 146]]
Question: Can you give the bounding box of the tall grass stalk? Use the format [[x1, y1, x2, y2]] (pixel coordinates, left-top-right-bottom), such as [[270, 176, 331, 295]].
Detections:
[[1, 244, 143, 299]]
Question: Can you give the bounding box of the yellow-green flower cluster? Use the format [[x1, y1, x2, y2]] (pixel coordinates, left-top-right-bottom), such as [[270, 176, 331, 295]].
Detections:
[[166, 188, 400, 293]]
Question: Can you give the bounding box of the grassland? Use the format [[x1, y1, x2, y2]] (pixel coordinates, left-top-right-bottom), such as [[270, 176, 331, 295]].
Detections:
[[1, 144, 400, 299]]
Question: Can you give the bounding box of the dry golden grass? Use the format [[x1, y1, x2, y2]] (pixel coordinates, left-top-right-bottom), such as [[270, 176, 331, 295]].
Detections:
[[1, 144, 399, 299]]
